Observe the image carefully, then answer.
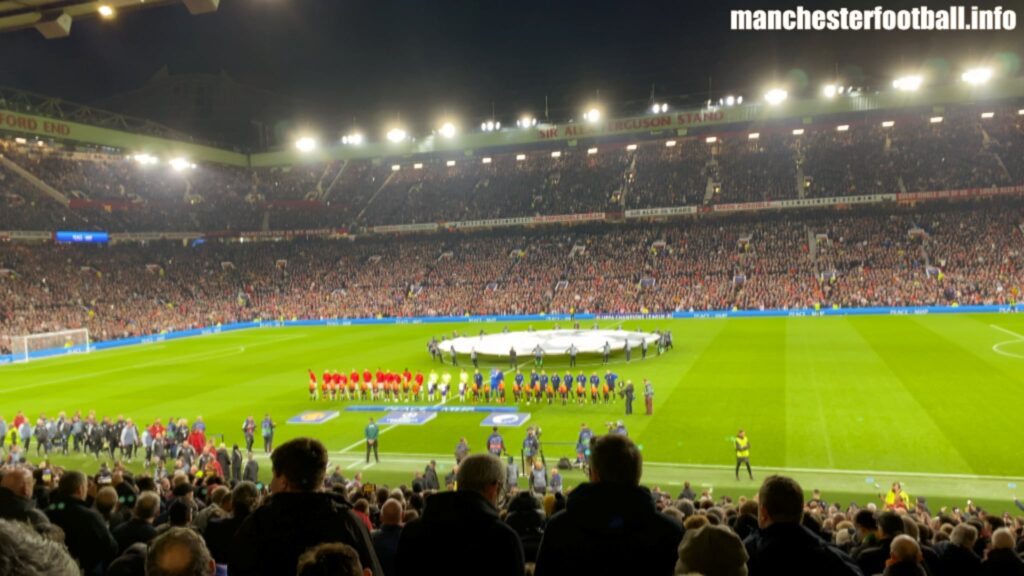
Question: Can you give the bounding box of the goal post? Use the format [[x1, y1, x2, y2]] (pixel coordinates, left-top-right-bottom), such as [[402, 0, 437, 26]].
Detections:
[[9, 328, 90, 363]]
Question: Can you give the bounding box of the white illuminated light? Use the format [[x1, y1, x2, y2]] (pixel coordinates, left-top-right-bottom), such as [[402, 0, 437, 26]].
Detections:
[[446, 160, 456, 167], [294, 137, 317, 152], [764, 88, 788, 105], [724, 96, 736, 106], [587, 147, 598, 155], [36, 140, 45, 147], [748, 133, 760, 140], [517, 116, 537, 128], [439, 122, 457, 138], [930, 116, 944, 124], [792, 128, 805, 136], [386, 128, 407, 143], [626, 144, 637, 151], [516, 154, 526, 161], [391, 164, 401, 171], [133, 154, 159, 165], [584, 108, 602, 124], [836, 125, 850, 132], [14, 137, 26, 144], [551, 151, 562, 158], [98, 4, 114, 17], [961, 68, 993, 85], [893, 75, 923, 92], [822, 84, 838, 98], [482, 157, 492, 164], [665, 140, 677, 147], [413, 163, 423, 170], [342, 133, 364, 146], [882, 121, 895, 128], [651, 103, 668, 114], [705, 136, 717, 143], [981, 112, 995, 119], [169, 157, 192, 172], [1018, 109, 1024, 116]]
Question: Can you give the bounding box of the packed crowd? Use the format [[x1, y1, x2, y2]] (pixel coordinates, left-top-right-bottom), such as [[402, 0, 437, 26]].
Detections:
[[2, 104, 1024, 232], [3, 199, 1024, 354], [2, 432, 1024, 576]]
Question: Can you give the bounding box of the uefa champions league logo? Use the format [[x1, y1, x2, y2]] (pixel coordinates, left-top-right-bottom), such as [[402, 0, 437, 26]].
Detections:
[[446, 329, 659, 356]]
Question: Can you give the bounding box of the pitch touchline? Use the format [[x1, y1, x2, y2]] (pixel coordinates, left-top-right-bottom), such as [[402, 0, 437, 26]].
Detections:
[[330, 450, 1019, 482]]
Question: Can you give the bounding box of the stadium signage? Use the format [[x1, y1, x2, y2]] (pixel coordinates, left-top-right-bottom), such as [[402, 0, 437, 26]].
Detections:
[[538, 112, 729, 140], [896, 185, 1024, 203], [624, 206, 698, 218], [1, 112, 71, 137], [55, 230, 109, 243], [713, 194, 896, 213]]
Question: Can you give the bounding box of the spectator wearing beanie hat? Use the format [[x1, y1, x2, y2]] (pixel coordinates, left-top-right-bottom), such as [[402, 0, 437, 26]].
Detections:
[[675, 524, 749, 576]]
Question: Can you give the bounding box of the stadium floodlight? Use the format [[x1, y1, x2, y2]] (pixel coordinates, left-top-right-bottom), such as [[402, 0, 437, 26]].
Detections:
[[583, 108, 602, 124], [413, 163, 423, 170], [438, 122, 457, 139], [482, 157, 492, 164], [133, 153, 159, 165], [705, 136, 717, 143], [626, 144, 637, 151], [893, 75, 923, 92], [981, 112, 995, 119], [294, 137, 317, 152], [792, 128, 805, 135], [651, 102, 668, 114], [169, 157, 193, 172], [764, 88, 788, 106], [481, 120, 501, 132], [391, 164, 401, 171], [724, 95, 737, 106], [822, 84, 838, 98], [98, 4, 115, 18], [665, 140, 677, 147], [551, 151, 562, 158], [587, 147, 598, 155], [341, 133, 364, 146], [446, 160, 456, 167], [930, 116, 944, 124], [882, 121, 895, 128], [836, 125, 849, 132], [516, 116, 537, 128], [386, 128, 407, 143], [961, 67, 993, 86], [748, 132, 760, 140], [516, 154, 526, 161]]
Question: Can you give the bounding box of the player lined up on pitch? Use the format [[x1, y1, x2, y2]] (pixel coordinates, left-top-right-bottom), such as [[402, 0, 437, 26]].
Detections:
[[305, 366, 645, 405]]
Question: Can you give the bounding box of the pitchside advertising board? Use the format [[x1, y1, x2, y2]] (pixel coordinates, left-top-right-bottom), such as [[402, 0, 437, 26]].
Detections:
[[480, 413, 531, 427], [287, 411, 340, 424], [378, 411, 437, 425]]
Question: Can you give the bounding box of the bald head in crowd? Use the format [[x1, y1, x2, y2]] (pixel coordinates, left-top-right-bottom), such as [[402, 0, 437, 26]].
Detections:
[[0, 468, 34, 499], [455, 454, 505, 505], [146, 527, 215, 576], [380, 499, 403, 527], [889, 535, 922, 564]]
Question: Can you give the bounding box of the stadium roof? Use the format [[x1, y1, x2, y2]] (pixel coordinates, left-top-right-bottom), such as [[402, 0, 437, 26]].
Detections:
[[0, 0, 214, 37]]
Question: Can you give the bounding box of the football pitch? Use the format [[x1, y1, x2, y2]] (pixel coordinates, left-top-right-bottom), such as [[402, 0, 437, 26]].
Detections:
[[3, 314, 1024, 513]]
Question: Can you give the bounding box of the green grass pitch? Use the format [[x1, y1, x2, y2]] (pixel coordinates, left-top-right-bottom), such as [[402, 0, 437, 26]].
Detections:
[[3, 314, 1024, 513]]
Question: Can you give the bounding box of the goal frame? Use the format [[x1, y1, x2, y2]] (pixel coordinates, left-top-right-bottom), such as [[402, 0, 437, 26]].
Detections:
[[9, 328, 91, 363]]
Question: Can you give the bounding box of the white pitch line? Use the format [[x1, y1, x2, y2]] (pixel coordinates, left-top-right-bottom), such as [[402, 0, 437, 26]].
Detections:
[[337, 393, 452, 454], [991, 324, 1024, 339], [345, 460, 364, 470], [335, 449, 1021, 482]]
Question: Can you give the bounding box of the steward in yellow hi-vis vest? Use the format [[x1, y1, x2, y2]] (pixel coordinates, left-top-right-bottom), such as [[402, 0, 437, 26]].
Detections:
[[735, 429, 753, 481]]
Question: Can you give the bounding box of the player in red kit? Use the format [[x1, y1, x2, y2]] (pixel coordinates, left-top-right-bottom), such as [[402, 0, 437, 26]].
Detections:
[[308, 369, 317, 401]]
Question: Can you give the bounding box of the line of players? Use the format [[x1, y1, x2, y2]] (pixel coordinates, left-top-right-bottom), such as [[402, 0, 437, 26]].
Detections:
[[306, 366, 625, 405]]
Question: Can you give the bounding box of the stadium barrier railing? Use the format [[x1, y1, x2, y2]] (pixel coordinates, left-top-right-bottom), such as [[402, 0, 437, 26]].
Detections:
[[0, 304, 1016, 364]]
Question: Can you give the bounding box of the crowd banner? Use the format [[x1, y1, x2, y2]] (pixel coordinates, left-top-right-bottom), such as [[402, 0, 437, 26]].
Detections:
[[624, 206, 698, 218], [896, 185, 1024, 203], [0, 305, 1015, 364], [371, 223, 440, 234], [713, 194, 896, 213]]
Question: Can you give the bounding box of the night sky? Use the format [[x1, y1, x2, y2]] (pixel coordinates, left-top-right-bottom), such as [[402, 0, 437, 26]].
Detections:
[[2, 0, 1022, 131]]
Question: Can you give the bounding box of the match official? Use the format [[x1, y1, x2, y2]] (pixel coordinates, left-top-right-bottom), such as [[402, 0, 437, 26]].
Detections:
[[365, 417, 380, 464], [735, 429, 753, 481]]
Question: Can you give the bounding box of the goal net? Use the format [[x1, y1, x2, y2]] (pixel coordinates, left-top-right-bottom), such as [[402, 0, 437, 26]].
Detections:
[[8, 328, 90, 363]]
